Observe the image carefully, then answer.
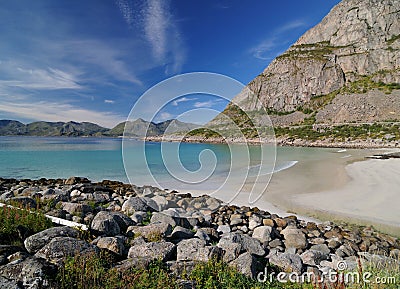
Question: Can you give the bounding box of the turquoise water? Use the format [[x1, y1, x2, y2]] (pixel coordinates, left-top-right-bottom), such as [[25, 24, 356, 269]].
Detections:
[[0, 136, 345, 196]]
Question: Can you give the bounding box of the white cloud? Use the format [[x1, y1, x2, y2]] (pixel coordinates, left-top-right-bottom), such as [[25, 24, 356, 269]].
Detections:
[[172, 96, 197, 106], [104, 99, 115, 104], [0, 62, 82, 90], [194, 100, 220, 108], [250, 20, 307, 60], [115, 0, 134, 27], [159, 112, 173, 120], [0, 100, 124, 128]]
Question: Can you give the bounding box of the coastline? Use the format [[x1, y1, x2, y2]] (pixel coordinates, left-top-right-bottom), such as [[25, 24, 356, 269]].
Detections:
[[145, 135, 400, 149]]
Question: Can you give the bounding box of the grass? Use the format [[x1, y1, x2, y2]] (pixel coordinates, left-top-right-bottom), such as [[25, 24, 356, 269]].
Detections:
[[0, 205, 53, 245]]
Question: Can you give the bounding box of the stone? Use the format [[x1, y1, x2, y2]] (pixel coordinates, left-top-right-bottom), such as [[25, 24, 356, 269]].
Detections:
[[61, 202, 92, 215], [217, 225, 231, 234], [94, 237, 126, 256], [310, 244, 330, 256], [114, 258, 152, 271], [128, 242, 176, 262], [252, 226, 272, 243], [65, 176, 90, 185], [122, 197, 157, 214], [35, 237, 98, 265], [194, 229, 210, 243], [300, 250, 328, 266], [229, 214, 243, 226], [150, 212, 176, 227], [218, 241, 241, 262], [151, 195, 169, 211], [177, 239, 222, 262], [268, 252, 303, 274], [0, 256, 56, 289], [169, 226, 194, 240], [219, 232, 265, 256], [262, 218, 275, 227], [110, 211, 135, 231], [24, 226, 79, 254], [127, 222, 172, 240], [8, 197, 36, 209], [248, 219, 261, 230], [280, 226, 307, 249], [90, 211, 121, 236], [230, 252, 262, 279]]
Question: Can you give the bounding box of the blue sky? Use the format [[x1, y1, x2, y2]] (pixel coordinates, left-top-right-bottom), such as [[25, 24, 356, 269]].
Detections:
[[0, 0, 340, 127]]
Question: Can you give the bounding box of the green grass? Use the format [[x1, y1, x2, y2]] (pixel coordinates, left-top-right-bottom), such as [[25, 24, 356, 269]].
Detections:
[[0, 205, 53, 245]]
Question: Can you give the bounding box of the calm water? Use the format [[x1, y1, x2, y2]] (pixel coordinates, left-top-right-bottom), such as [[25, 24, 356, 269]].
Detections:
[[0, 136, 349, 194]]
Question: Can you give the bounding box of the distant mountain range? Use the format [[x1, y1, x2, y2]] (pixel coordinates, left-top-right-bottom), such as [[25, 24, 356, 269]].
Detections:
[[0, 119, 198, 137]]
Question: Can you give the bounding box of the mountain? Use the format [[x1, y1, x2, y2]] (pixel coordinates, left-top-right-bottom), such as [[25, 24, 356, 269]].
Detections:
[[209, 0, 400, 133], [108, 119, 199, 137], [0, 119, 198, 137]]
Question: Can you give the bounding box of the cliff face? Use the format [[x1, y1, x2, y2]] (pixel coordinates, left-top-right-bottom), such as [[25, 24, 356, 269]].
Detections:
[[225, 0, 400, 118]]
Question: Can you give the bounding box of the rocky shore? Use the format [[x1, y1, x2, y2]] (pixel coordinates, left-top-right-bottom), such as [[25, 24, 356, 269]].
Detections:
[[145, 135, 400, 149], [0, 177, 399, 288]]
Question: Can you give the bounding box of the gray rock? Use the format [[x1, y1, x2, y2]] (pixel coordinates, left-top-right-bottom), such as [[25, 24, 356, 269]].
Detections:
[[268, 252, 303, 274], [61, 202, 92, 216], [94, 237, 125, 256], [169, 226, 194, 240], [114, 258, 152, 271], [127, 222, 172, 240], [177, 239, 222, 262], [130, 211, 147, 224], [252, 226, 272, 243], [194, 229, 211, 243], [219, 232, 265, 256], [150, 212, 176, 227], [217, 225, 231, 234], [90, 211, 121, 236], [24, 226, 79, 254], [310, 244, 331, 256], [122, 197, 157, 214], [229, 214, 243, 226], [128, 242, 176, 262], [110, 211, 135, 231], [280, 226, 307, 249], [248, 219, 261, 230], [151, 195, 169, 211], [218, 241, 241, 262], [230, 253, 261, 279], [8, 197, 36, 209], [300, 250, 328, 266], [35, 237, 98, 265], [167, 261, 196, 278], [0, 256, 56, 289]]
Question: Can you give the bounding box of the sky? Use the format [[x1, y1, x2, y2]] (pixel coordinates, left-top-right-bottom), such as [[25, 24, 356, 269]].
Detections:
[[0, 0, 341, 128]]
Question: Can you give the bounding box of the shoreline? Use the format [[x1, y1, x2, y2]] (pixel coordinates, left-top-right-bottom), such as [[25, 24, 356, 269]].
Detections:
[[145, 135, 400, 149]]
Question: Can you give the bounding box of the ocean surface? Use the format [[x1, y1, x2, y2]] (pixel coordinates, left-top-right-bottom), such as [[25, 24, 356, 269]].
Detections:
[[0, 136, 367, 200]]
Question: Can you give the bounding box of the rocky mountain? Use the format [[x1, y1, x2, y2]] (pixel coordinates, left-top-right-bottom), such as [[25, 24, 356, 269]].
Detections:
[[211, 0, 400, 129], [0, 119, 198, 137]]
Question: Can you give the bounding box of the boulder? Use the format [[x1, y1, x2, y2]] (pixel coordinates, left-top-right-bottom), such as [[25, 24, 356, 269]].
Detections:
[[280, 226, 307, 249], [169, 226, 194, 241], [230, 252, 261, 279], [61, 202, 92, 215], [151, 195, 169, 211], [122, 197, 157, 214], [252, 226, 272, 243], [150, 212, 176, 227], [127, 222, 172, 240], [24, 226, 79, 254], [128, 242, 175, 262], [94, 237, 126, 256], [177, 239, 222, 262], [90, 211, 121, 236], [218, 241, 241, 262], [35, 237, 98, 265], [219, 232, 265, 256], [8, 197, 36, 209], [300, 249, 328, 266], [268, 252, 303, 274]]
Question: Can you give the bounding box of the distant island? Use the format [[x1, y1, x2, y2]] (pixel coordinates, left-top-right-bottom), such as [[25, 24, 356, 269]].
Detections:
[[0, 119, 198, 138]]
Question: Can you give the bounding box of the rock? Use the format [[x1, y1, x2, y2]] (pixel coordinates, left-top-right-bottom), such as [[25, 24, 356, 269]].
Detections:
[[248, 219, 261, 230], [310, 244, 330, 256], [230, 253, 261, 279], [281, 226, 307, 249], [151, 195, 169, 211], [35, 237, 98, 265], [94, 237, 126, 256], [65, 176, 90, 185], [169, 226, 194, 241], [90, 211, 121, 236], [128, 242, 176, 262], [127, 222, 172, 240], [110, 211, 135, 231], [218, 241, 241, 262], [167, 261, 196, 278], [300, 249, 328, 266], [194, 229, 210, 243], [130, 211, 146, 224], [150, 212, 176, 227], [219, 232, 265, 256], [268, 252, 303, 274], [61, 202, 92, 216], [217, 225, 231, 234], [229, 214, 243, 226], [252, 226, 272, 243], [7, 252, 28, 263], [114, 258, 152, 271], [24, 226, 79, 254], [262, 218, 275, 227], [8, 197, 36, 209], [122, 197, 157, 214], [177, 239, 222, 262], [0, 256, 56, 289]]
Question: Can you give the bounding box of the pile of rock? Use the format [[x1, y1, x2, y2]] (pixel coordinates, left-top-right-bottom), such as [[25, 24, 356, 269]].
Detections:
[[0, 177, 399, 288]]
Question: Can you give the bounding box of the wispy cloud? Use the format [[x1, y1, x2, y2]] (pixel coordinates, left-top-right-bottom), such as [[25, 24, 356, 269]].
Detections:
[[104, 99, 115, 104], [158, 112, 174, 121], [250, 20, 307, 60], [194, 99, 222, 108], [115, 0, 134, 27], [172, 96, 197, 106], [0, 99, 124, 128]]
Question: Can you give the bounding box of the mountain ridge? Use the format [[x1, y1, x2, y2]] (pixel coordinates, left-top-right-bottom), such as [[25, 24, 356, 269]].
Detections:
[[0, 119, 198, 137]]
